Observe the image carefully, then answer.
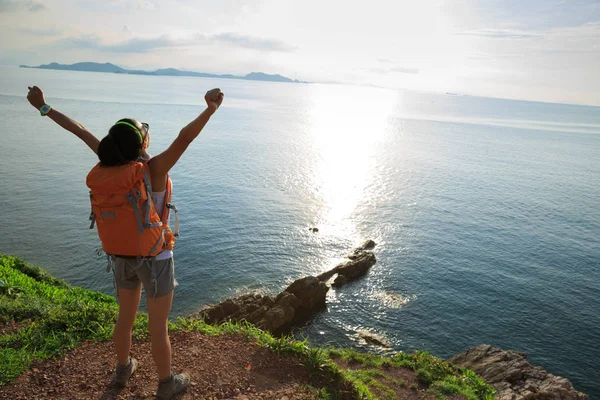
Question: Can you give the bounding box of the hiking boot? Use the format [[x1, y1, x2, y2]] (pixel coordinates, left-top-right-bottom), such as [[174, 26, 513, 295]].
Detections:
[[155, 373, 190, 400], [113, 357, 138, 387]]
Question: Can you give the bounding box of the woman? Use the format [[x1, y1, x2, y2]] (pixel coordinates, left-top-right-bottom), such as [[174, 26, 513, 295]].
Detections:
[[27, 85, 224, 400]]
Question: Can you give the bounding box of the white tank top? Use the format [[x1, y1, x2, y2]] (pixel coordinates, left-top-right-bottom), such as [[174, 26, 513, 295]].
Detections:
[[151, 190, 174, 260]]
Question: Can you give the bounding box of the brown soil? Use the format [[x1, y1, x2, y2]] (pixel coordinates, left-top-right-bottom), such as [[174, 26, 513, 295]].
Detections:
[[0, 319, 28, 336], [0, 332, 328, 400]]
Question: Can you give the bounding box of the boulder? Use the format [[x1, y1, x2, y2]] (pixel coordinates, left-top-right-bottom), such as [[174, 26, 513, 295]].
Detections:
[[450, 345, 589, 400], [332, 274, 349, 287], [199, 298, 240, 324], [347, 240, 377, 259], [316, 268, 338, 282], [357, 239, 376, 250], [195, 276, 328, 335], [283, 276, 329, 310], [256, 304, 296, 332], [275, 291, 302, 309], [317, 241, 378, 285], [358, 331, 391, 348], [335, 251, 376, 281]]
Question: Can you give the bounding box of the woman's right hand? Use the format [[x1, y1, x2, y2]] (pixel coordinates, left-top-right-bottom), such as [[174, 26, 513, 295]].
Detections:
[[27, 86, 47, 110]]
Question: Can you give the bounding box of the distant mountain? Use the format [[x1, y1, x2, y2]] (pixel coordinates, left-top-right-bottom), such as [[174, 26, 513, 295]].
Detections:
[[243, 72, 293, 82], [20, 62, 308, 83], [20, 62, 127, 73]]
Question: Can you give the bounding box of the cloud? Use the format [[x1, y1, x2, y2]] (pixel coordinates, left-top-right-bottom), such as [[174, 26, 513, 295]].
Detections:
[[212, 32, 296, 52], [133, 0, 156, 10], [367, 65, 420, 75], [20, 27, 62, 36], [0, 0, 46, 12], [374, 58, 419, 74], [58, 32, 297, 53], [61, 34, 176, 53], [458, 29, 542, 39], [391, 66, 419, 74]]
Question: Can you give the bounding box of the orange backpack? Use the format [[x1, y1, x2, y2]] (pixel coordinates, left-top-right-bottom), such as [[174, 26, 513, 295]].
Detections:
[[86, 161, 178, 257]]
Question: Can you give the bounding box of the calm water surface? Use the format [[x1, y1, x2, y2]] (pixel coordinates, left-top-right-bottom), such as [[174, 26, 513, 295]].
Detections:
[[1, 66, 599, 396]]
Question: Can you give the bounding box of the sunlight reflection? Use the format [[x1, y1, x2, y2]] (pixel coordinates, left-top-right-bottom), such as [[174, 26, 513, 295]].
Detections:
[[307, 85, 398, 239]]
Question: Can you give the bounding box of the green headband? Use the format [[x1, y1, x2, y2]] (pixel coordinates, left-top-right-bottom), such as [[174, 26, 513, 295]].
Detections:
[[114, 121, 144, 144]]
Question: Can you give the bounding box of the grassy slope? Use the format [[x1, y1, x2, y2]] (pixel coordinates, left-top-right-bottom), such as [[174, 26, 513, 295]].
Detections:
[[0, 254, 494, 399]]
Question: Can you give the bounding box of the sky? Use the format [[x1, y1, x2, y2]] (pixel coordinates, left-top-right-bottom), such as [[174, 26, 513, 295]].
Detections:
[[1, 0, 599, 105]]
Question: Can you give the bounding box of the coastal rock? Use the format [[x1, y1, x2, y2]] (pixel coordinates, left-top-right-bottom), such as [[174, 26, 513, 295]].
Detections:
[[196, 241, 375, 333], [283, 276, 328, 310], [198, 294, 271, 325], [357, 330, 391, 348], [450, 345, 589, 400], [195, 276, 328, 335], [317, 240, 378, 286], [255, 304, 295, 332], [332, 274, 349, 286], [331, 251, 377, 287], [316, 268, 337, 282], [347, 240, 377, 259], [357, 239, 376, 251]]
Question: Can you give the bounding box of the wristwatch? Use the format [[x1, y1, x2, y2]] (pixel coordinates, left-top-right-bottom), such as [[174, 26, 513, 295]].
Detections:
[[39, 104, 52, 116]]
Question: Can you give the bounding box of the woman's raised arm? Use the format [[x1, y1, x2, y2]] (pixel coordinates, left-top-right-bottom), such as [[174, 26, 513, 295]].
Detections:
[[27, 86, 100, 154], [148, 88, 224, 183]]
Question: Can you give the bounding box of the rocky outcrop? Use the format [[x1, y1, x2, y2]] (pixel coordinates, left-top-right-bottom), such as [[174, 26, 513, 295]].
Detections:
[[357, 330, 391, 348], [356, 239, 376, 251], [450, 345, 589, 400], [195, 240, 377, 335], [195, 276, 329, 335], [316, 241, 377, 287], [283, 276, 329, 311], [332, 252, 377, 287]]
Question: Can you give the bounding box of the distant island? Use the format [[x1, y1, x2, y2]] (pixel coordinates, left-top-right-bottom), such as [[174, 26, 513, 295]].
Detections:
[[20, 62, 308, 83]]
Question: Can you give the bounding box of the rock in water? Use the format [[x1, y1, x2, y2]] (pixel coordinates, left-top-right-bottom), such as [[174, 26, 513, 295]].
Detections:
[[195, 277, 329, 335], [450, 344, 589, 400], [357, 239, 376, 250], [357, 330, 391, 348], [332, 252, 377, 287], [283, 276, 329, 310], [195, 241, 376, 333]]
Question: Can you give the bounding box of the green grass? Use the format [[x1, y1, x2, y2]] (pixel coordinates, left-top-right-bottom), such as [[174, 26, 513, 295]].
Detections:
[[0, 254, 495, 400], [344, 369, 397, 399], [327, 347, 495, 400], [0, 254, 149, 385]]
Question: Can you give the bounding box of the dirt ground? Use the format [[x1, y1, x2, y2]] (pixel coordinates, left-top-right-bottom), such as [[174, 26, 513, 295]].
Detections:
[[0, 331, 321, 400]]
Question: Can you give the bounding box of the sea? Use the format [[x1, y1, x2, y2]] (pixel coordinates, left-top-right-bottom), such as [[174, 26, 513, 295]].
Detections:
[[1, 66, 599, 397]]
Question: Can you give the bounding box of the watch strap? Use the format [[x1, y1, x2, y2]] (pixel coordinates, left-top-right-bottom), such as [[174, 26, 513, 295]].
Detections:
[[39, 104, 52, 116]]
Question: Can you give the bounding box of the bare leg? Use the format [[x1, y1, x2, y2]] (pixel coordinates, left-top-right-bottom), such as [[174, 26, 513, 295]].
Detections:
[[114, 286, 142, 365], [147, 291, 174, 380]]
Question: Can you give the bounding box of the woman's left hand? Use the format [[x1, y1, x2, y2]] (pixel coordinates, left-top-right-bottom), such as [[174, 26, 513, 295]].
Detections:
[[27, 86, 47, 110], [205, 88, 224, 113]]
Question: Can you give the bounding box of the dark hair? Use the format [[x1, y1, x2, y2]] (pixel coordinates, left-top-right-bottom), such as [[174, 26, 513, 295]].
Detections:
[[98, 118, 143, 166]]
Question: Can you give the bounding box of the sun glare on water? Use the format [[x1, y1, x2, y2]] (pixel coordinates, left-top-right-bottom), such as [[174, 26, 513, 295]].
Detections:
[[306, 85, 398, 241]]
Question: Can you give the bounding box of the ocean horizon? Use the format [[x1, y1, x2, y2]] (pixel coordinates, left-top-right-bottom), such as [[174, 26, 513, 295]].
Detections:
[[1, 65, 599, 397]]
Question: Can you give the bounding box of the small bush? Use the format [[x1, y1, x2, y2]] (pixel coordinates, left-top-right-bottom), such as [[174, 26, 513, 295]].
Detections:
[[416, 368, 434, 385]]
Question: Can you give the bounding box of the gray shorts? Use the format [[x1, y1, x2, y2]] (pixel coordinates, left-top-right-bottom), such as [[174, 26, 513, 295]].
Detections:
[[112, 256, 176, 298]]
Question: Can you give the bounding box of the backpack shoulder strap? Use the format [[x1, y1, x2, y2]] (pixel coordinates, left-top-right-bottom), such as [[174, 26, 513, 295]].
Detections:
[[140, 161, 162, 229], [164, 175, 179, 237], [141, 162, 153, 198]]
